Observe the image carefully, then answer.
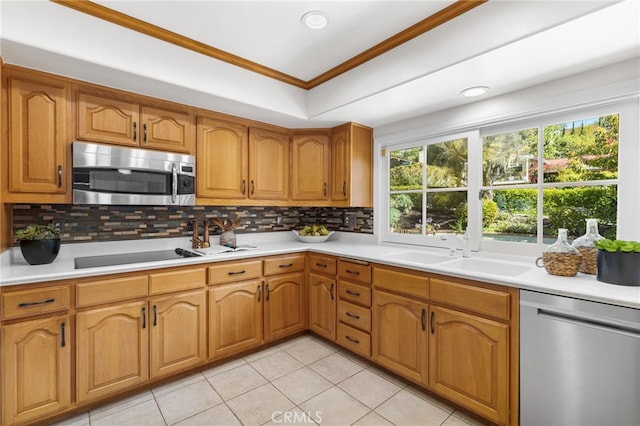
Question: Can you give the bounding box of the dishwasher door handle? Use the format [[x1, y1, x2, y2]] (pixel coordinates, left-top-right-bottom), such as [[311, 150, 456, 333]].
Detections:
[[538, 308, 640, 338]]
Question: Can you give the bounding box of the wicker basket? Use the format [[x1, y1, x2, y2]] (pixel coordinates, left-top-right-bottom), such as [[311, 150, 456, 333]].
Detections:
[[541, 252, 582, 277]]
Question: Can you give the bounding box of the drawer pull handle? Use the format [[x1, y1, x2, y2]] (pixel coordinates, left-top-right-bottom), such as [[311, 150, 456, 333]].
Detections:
[[61, 322, 66, 348], [279, 263, 293, 268], [18, 298, 55, 308], [57, 165, 63, 188], [345, 335, 359, 344], [330, 283, 334, 301], [142, 307, 147, 329], [143, 123, 147, 142], [346, 269, 360, 276], [346, 312, 360, 320], [315, 263, 327, 268], [430, 310, 435, 334], [266, 284, 270, 301], [228, 270, 246, 275], [153, 305, 158, 327], [251, 180, 255, 195], [345, 289, 360, 297], [242, 179, 246, 195], [421, 308, 426, 331], [257, 285, 262, 302], [133, 122, 137, 141]]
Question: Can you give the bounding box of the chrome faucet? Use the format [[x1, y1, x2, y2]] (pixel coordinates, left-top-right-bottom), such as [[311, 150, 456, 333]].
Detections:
[[440, 229, 471, 258]]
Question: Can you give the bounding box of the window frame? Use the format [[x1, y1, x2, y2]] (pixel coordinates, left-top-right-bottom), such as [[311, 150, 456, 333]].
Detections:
[[378, 99, 639, 257]]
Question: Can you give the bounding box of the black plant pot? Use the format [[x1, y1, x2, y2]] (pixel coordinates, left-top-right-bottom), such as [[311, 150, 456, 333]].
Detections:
[[19, 239, 61, 265], [596, 250, 640, 286]]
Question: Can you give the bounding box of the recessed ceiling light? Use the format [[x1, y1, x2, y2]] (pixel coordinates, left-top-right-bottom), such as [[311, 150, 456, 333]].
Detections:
[[301, 11, 328, 30], [460, 86, 489, 97]]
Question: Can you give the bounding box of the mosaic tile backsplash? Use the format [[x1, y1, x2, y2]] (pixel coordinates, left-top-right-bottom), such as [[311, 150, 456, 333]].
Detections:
[[12, 205, 373, 245]]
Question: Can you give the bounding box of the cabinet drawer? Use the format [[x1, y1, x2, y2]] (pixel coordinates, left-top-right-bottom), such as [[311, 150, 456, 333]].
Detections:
[[263, 254, 306, 276], [2, 285, 70, 320], [76, 275, 148, 307], [208, 260, 262, 285], [338, 300, 371, 333], [309, 254, 337, 275], [338, 259, 371, 285], [373, 266, 428, 300], [430, 278, 511, 320], [338, 281, 371, 307], [149, 267, 206, 295], [337, 323, 371, 358]]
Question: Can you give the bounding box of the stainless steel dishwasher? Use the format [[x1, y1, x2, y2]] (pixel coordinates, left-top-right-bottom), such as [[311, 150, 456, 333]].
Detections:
[[520, 290, 640, 426]]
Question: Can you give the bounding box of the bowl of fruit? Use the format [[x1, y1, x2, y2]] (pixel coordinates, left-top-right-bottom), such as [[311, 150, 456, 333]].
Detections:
[[293, 225, 334, 243]]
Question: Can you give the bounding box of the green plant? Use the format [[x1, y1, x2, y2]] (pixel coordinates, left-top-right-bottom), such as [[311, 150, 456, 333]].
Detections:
[[16, 224, 61, 241], [594, 239, 640, 253]]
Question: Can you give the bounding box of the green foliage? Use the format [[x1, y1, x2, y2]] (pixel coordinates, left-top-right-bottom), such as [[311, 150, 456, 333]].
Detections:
[[595, 239, 640, 253], [482, 199, 499, 227], [16, 224, 61, 240], [493, 189, 537, 213], [390, 162, 422, 190], [543, 186, 617, 237]]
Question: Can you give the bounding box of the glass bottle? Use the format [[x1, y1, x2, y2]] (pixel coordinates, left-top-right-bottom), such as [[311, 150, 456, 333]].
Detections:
[[538, 228, 582, 276], [572, 219, 604, 274]]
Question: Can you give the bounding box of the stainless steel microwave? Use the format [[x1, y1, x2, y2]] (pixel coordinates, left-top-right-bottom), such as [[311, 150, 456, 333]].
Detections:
[[72, 142, 195, 206]]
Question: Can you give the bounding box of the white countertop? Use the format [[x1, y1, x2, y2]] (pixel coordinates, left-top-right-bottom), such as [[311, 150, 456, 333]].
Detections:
[[2, 231, 639, 309]]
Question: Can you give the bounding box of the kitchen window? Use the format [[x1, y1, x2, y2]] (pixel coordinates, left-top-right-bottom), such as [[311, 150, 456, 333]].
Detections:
[[380, 100, 637, 254]]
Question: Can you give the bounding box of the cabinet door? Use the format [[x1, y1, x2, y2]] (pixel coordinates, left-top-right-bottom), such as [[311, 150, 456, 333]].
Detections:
[[372, 291, 428, 386], [76, 301, 149, 403], [197, 117, 248, 199], [140, 105, 195, 154], [77, 91, 139, 146], [429, 305, 509, 425], [248, 127, 290, 200], [150, 290, 207, 379], [209, 280, 263, 359], [2, 316, 71, 426], [7, 75, 69, 198], [330, 126, 349, 201], [308, 273, 336, 341], [291, 134, 330, 201], [264, 272, 306, 341]]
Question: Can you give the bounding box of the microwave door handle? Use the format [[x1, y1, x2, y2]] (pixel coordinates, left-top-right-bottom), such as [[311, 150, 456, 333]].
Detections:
[[171, 163, 178, 203]]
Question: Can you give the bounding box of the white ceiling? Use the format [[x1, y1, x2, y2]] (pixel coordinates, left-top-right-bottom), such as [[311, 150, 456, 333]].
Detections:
[[1, 1, 638, 129]]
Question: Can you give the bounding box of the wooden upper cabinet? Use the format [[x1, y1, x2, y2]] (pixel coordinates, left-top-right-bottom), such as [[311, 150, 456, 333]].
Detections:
[[5, 71, 70, 201], [76, 89, 195, 154], [330, 122, 373, 207], [291, 133, 330, 201], [196, 116, 249, 199], [249, 127, 290, 200]]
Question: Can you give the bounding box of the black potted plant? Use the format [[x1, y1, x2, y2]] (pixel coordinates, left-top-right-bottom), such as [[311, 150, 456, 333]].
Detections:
[[594, 239, 640, 286], [16, 224, 62, 265]]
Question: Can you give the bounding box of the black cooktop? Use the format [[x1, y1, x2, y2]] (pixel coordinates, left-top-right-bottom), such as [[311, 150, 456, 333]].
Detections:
[[74, 249, 199, 269]]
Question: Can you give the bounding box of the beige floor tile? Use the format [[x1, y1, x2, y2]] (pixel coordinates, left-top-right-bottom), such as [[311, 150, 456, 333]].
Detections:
[[155, 379, 223, 425], [443, 410, 491, 426], [404, 384, 456, 413], [338, 369, 402, 409], [308, 352, 364, 384], [352, 411, 395, 426], [50, 412, 90, 426], [262, 406, 322, 426], [271, 366, 333, 404], [89, 390, 155, 421], [91, 398, 166, 426], [299, 387, 370, 426], [226, 383, 295, 426], [202, 358, 247, 379], [174, 403, 242, 426], [243, 345, 282, 363], [282, 336, 336, 365], [207, 363, 268, 400], [152, 373, 206, 397], [249, 350, 304, 381], [374, 389, 452, 426]]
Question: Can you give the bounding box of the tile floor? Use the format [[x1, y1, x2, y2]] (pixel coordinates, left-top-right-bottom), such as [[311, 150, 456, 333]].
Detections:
[[53, 334, 487, 426]]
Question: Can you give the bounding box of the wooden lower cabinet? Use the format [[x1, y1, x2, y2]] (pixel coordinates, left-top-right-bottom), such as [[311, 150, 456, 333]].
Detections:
[[372, 291, 428, 386], [308, 272, 336, 340], [1, 315, 71, 426], [150, 290, 207, 379], [264, 272, 306, 342], [209, 280, 263, 359], [429, 305, 510, 425], [76, 301, 149, 403]]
